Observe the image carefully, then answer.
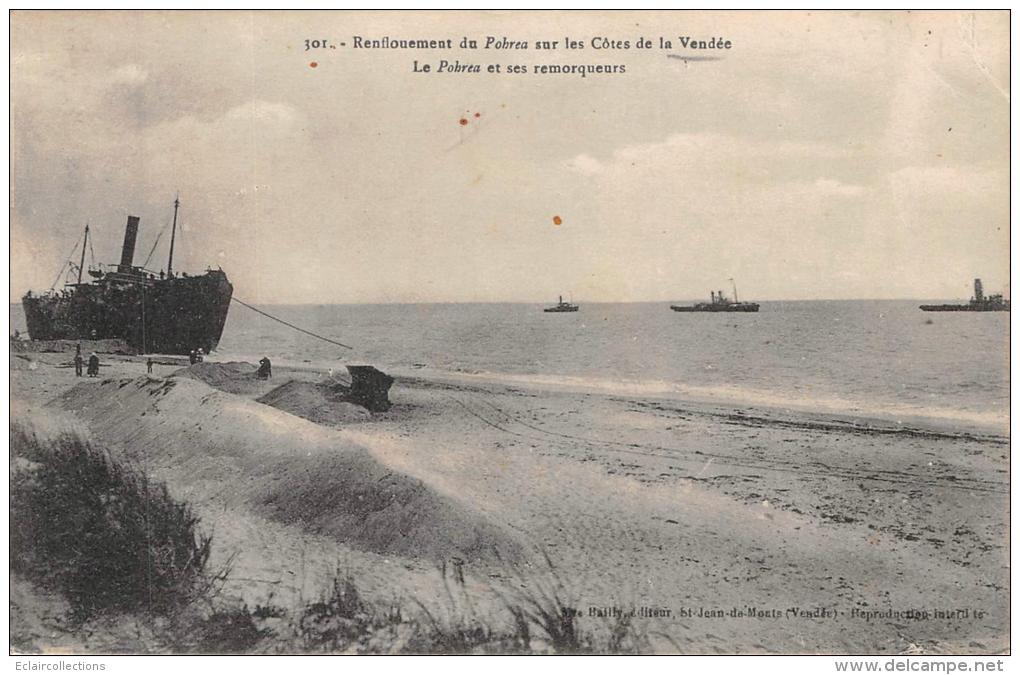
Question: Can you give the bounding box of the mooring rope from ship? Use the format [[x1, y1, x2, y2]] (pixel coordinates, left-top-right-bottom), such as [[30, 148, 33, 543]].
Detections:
[[230, 296, 353, 349]]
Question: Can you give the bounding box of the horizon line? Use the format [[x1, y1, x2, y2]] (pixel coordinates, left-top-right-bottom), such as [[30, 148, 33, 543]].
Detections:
[[9, 297, 993, 307]]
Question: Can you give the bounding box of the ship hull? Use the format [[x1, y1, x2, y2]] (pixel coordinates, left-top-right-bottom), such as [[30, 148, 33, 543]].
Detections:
[[22, 271, 233, 355], [919, 304, 1009, 312], [543, 307, 579, 313], [670, 303, 759, 312]]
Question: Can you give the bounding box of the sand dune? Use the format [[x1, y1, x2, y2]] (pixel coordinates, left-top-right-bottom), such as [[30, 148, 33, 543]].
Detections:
[[54, 376, 522, 565], [172, 361, 265, 395], [11, 354, 1008, 654], [257, 380, 371, 426]]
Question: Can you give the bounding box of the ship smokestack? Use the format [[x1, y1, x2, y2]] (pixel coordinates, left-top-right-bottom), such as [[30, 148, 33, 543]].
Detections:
[[718, 289, 724, 301], [118, 216, 140, 273], [711, 291, 716, 303], [974, 278, 984, 302]]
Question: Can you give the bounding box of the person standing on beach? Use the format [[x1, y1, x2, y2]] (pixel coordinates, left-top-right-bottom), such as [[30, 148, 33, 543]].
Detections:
[[189, 349, 197, 365], [87, 353, 99, 377], [73, 345, 84, 377], [257, 356, 272, 380], [146, 357, 154, 374]]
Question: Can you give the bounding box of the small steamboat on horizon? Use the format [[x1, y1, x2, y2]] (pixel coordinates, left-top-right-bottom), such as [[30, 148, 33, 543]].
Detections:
[[671, 280, 759, 313], [544, 295, 579, 313], [920, 279, 1009, 312]]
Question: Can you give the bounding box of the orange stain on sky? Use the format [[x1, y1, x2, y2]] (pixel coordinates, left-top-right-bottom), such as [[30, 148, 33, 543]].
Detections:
[[552, 216, 563, 226], [309, 62, 318, 68], [459, 118, 468, 126]]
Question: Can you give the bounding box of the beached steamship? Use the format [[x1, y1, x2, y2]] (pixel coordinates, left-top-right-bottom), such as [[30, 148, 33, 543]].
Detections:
[[21, 199, 233, 355]]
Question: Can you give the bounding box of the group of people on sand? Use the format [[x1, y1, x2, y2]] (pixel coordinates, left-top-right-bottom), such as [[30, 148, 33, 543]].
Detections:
[[70, 342, 273, 381], [73, 344, 100, 378]]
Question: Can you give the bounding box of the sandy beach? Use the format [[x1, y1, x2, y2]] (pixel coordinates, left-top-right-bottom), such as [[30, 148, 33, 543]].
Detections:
[[9, 349, 1009, 654]]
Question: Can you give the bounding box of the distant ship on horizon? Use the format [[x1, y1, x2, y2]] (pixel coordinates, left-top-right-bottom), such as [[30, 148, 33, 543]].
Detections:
[[671, 279, 760, 313], [544, 295, 579, 313], [920, 279, 1009, 312], [21, 198, 234, 355]]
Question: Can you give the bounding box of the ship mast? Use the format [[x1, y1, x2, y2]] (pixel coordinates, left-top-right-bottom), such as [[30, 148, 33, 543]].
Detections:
[[167, 195, 180, 278], [77, 224, 89, 284], [729, 278, 739, 303]]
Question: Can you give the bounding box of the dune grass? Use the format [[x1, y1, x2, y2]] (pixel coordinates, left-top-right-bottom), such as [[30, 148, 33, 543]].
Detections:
[[294, 560, 650, 654], [10, 423, 216, 622], [10, 419, 652, 654]]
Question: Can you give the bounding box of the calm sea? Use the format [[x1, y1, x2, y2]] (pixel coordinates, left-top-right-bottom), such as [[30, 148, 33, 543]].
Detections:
[[10, 300, 1009, 430]]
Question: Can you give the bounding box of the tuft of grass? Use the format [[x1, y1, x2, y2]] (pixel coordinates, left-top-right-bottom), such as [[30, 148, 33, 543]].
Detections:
[[402, 561, 529, 654], [298, 569, 402, 653], [489, 549, 651, 654], [191, 605, 269, 653], [10, 423, 214, 622], [252, 603, 287, 620], [503, 581, 582, 652], [398, 556, 650, 654]]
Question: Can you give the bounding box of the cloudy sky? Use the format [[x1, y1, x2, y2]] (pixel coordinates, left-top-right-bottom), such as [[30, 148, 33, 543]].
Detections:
[[10, 10, 1009, 303]]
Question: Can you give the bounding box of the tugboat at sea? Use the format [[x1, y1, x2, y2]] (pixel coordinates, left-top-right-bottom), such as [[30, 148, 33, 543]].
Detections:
[[920, 279, 1009, 312], [671, 279, 759, 313], [544, 295, 579, 313]]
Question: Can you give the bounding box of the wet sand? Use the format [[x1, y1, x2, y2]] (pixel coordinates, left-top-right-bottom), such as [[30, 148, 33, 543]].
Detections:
[[9, 351, 1009, 654]]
